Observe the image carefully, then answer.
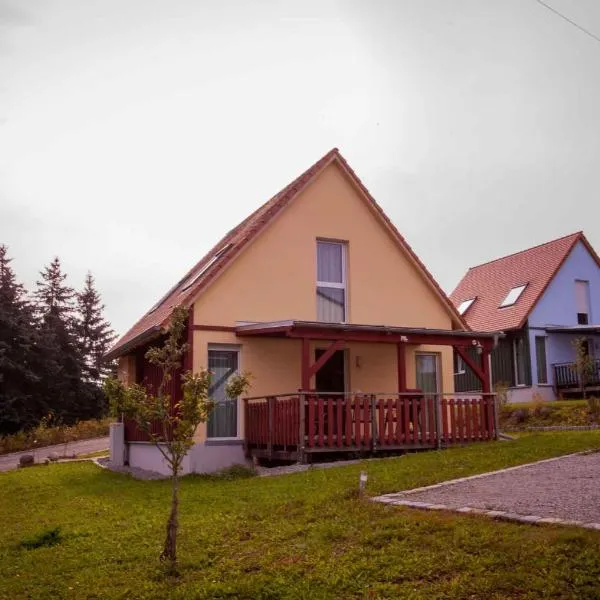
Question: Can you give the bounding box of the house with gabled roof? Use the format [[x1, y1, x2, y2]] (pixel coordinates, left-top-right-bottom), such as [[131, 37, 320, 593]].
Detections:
[[451, 232, 600, 403], [107, 148, 499, 474]]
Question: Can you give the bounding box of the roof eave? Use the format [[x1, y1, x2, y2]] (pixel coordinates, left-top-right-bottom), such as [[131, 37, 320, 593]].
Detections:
[[105, 325, 163, 361]]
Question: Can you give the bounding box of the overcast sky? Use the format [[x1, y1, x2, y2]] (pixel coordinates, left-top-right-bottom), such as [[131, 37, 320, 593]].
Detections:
[[1, 0, 599, 336]]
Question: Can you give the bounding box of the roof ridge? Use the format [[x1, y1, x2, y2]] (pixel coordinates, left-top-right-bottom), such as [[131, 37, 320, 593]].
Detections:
[[467, 231, 582, 271]]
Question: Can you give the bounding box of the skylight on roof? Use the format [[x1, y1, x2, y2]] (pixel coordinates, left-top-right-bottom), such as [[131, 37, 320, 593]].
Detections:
[[458, 298, 476, 315], [500, 284, 527, 308], [180, 244, 232, 293]]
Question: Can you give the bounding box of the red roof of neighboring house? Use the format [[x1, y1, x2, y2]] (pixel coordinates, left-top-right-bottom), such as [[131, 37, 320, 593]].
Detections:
[[450, 232, 600, 332], [107, 148, 467, 359]]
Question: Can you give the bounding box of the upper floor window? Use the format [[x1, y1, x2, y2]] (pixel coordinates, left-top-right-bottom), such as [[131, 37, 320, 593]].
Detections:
[[500, 284, 527, 308], [317, 240, 346, 322], [575, 280, 590, 325]]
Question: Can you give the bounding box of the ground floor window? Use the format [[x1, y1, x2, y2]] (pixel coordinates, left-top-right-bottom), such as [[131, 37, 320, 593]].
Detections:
[[416, 353, 440, 396], [535, 336, 548, 384], [207, 347, 239, 438]]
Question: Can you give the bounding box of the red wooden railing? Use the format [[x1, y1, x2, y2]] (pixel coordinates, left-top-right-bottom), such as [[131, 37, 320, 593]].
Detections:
[[244, 393, 497, 458]]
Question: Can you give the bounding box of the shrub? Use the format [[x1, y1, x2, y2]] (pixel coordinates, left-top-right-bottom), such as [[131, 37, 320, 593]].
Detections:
[[513, 408, 529, 423], [587, 397, 600, 420], [0, 417, 112, 455], [494, 381, 510, 407], [20, 527, 63, 550]]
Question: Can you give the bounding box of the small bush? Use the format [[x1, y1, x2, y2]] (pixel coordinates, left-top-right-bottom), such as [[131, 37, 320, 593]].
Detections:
[[494, 381, 510, 407], [513, 408, 529, 423], [587, 397, 600, 419], [0, 417, 112, 455], [20, 527, 63, 550], [500, 399, 597, 430]]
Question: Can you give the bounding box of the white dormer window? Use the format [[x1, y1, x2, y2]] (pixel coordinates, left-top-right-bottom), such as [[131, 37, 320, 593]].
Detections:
[[500, 284, 527, 308], [458, 298, 476, 315]]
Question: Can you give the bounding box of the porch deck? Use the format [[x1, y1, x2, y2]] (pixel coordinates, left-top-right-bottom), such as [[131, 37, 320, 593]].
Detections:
[[553, 359, 600, 395], [244, 392, 497, 463]]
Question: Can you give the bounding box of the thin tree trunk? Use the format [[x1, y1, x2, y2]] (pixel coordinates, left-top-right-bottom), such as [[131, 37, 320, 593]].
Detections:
[[161, 468, 179, 568]]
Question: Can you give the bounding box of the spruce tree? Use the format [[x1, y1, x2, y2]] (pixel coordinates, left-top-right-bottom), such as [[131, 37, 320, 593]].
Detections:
[[33, 257, 99, 423], [0, 245, 45, 434], [75, 272, 116, 382]]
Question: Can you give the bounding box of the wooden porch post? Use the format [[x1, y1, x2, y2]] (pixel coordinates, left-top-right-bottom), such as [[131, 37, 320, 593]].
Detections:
[[397, 343, 407, 393], [185, 305, 194, 372], [301, 337, 310, 391], [481, 348, 491, 394]]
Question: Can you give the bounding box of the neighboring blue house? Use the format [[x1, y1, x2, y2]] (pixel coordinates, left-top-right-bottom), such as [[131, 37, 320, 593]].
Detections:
[[450, 232, 600, 402]]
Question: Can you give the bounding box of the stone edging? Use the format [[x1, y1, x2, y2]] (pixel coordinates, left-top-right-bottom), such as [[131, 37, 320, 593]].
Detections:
[[516, 425, 600, 431], [372, 450, 600, 531]]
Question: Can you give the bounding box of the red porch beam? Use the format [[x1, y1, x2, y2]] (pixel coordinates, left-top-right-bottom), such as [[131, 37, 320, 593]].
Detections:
[[286, 329, 495, 349], [397, 343, 407, 392], [308, 340, 345, 379], [454, 345, 486, 384]]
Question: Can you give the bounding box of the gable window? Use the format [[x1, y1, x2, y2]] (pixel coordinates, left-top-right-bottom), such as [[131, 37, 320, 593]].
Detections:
[[500, 284, 527, 308], [535, 336, 548, 384], [458, 298, 476, 315], [317, 240, 347, 322], [575, 280, 590, 325]]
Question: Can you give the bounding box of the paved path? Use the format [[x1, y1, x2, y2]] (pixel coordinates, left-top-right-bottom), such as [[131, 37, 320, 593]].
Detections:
[[0, 437, 109, 472], [375, 451, 600, 526]]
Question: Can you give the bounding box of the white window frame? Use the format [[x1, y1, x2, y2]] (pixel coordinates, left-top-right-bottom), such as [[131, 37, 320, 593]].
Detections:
[[500, 284, 527, 308], [206, 344, 242, 440], [316, 240, 348, 322]]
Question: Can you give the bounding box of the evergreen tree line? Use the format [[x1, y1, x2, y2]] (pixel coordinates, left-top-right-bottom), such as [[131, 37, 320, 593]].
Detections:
[[0, 245, 116, 435]]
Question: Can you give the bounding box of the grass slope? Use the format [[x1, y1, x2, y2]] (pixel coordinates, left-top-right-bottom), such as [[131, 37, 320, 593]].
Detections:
[[1, 432, 600, 599]]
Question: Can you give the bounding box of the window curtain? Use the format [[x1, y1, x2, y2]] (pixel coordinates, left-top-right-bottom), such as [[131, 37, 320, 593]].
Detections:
[[317, 242, 343, 283]]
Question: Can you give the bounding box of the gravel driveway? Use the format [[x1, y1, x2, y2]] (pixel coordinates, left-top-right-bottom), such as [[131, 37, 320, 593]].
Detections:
[[376, 451, 600, 525]]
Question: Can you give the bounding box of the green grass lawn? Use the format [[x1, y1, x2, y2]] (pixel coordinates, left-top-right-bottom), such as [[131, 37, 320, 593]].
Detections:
[[2, 432, 600, 599]]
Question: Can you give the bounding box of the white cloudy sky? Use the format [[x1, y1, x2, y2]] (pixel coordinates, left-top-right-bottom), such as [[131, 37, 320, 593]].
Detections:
[[1, 0, 599, 336]]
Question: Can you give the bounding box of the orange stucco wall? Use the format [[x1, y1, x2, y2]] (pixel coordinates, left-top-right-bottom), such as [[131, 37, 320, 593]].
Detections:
[[186, 160, 458, 439], [192, 161, 453, 329]]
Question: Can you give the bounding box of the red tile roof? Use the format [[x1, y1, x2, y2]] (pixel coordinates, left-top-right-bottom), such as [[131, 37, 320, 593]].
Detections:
[[108, 148, 467, 359], [450, 232, 599, 332]]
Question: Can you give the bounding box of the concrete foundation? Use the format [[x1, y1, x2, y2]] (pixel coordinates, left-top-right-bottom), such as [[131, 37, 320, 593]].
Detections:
[[507, 385, 556, 404], [126, 440, 249, 475], [109, 422, 126, 466]]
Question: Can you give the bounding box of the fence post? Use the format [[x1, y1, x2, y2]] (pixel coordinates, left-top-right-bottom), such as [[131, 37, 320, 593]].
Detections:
[[370, 394, 377, 453], [267, 396, 274, 459], [435, 394, 442, 449], [298, 393, 306, 464]]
